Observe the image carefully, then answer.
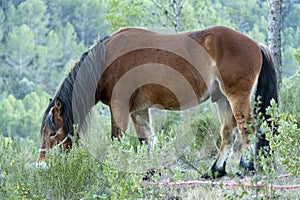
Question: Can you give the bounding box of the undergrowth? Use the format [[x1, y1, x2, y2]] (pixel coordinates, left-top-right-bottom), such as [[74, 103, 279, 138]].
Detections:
[[0, 76, 299, 199]]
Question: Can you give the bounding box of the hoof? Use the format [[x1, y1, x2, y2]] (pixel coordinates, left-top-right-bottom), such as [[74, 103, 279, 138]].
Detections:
[[201, 170, 227, 179], [235, 170, 254, 179], [235, 171, 244, 178], [239, 156, 256, 177], [201, 172, 213, 180], [239, 156, 255, 171], [202, 160, 227, 179]]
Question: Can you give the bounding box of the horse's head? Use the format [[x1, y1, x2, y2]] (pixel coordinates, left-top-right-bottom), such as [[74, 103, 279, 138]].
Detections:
[[38, 97, 73, 162]]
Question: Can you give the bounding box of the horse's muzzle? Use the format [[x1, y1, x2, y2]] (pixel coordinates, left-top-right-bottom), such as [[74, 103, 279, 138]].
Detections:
[[35, 160, 47, 169]]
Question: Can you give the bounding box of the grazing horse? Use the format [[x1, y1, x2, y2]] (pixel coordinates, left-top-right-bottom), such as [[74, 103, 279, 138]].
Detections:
[[38, 26, 278, 178]]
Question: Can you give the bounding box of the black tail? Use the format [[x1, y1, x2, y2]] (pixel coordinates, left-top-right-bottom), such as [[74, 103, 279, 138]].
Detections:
[[255, 44, 279, 152]]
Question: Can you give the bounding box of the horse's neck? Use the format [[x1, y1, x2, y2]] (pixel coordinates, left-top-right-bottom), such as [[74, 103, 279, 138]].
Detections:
[[71, 42, 105, 126]]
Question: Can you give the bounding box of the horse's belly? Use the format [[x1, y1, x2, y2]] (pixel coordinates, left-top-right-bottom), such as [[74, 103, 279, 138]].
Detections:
[[130, 84, 209, 111]]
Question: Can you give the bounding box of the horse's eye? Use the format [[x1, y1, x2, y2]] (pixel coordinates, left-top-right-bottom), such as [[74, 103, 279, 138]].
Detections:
[[50, 132, 57, 137]]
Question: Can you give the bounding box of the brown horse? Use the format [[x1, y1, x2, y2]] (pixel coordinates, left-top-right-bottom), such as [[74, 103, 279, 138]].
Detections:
[[38, 26, 278, 178]]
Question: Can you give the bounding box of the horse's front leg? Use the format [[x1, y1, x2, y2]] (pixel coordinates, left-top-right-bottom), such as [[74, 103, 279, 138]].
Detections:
[[109, 106, 128, 141], [111, 120, 122, 141]]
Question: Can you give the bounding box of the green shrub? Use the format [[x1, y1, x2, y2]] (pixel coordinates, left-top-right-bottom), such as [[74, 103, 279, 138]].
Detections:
[[0, 134, 146, 199], [263, 100, 300, 176]]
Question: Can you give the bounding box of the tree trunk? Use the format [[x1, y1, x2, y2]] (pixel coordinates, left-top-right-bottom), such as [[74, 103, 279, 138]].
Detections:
[[268, 0, 282, 88]]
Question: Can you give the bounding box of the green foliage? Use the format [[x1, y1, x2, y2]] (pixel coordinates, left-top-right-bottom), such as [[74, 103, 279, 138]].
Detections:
[[252, 97, 300, 199], [249, 75, 300, 197], [282, 46, 300, 76], [0, 95, 26, 136], [15, 0, 48, 44], [106, 0, 235, 33], [152, 110, 181, 134], [0, 134, 150, 199], [1, 104, 299, 199], [0, 136, 37, 199], [0, 88, 49, 142], [106, 0, 148, 32], [0, 0, 97, 96], [4, 24, 35, 74], [261, 100, 300, 176], [36, 147, 105, 199], [64, 0, 109, 46]]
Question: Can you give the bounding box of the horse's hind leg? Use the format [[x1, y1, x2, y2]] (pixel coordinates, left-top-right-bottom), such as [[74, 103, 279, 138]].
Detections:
[[130, 108, 156, 153], [205, 95, 237, 178], [227, 93, 256, 172]]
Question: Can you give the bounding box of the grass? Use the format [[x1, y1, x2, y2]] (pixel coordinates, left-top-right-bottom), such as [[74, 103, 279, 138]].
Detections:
[[1, 134, 299, 200], [0, 76, 299, 199], [0, 112, 299, 199]]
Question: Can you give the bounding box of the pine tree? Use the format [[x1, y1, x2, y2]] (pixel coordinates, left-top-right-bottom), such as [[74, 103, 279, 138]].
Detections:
[[4, 24, 35, 75], [15, 0, 48, 44]]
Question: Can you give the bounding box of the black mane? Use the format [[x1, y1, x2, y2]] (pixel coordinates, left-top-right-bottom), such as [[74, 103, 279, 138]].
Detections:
[[41, 39, 105, 139], [41, 51, 89, 136]]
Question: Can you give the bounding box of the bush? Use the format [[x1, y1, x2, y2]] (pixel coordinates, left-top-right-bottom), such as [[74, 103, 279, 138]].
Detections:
[[262, 100, 300, 176], [256, 75, 300, 182], [0, 135, 145, 199]]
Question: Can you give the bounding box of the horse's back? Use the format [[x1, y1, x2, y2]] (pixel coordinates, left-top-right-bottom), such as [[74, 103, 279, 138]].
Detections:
[[99, 27, 213, 109]]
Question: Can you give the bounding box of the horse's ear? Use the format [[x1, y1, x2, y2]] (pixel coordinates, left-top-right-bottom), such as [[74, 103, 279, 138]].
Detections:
[[54, 97, 63, 114], [48, 98, 53, 105]]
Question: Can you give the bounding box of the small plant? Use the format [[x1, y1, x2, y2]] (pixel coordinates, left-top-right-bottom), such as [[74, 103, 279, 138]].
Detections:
[[265, 100, 300, 176]]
